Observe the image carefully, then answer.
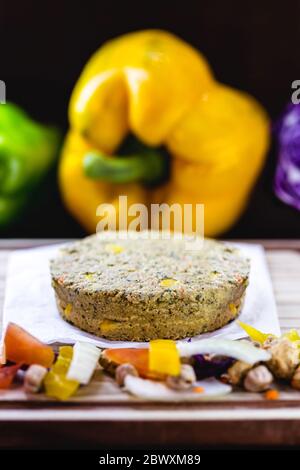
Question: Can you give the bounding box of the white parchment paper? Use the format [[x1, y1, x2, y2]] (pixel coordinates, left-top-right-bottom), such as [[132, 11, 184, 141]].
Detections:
[[1, 242, 281, 348]]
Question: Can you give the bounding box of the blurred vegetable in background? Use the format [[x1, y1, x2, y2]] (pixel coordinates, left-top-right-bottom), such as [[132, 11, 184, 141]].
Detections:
[[0, 103, 61, 228], [275, 103, 300, 211], [59, 30, 270, 236]]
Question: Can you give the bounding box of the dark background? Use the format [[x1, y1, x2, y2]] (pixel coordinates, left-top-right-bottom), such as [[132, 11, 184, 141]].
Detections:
[[1, 0, 300, 239]]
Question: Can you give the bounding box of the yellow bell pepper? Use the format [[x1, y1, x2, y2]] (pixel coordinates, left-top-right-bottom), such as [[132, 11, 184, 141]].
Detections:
[[44, 346, 79, 400], [284, 329, 300, 342], [237, 321, 274, 344], [59, 30, 269, 235], [149, 339, 181, 376]]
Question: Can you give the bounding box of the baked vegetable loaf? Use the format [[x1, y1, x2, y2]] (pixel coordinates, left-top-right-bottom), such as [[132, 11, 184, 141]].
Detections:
[[50, 233, 249, 341]]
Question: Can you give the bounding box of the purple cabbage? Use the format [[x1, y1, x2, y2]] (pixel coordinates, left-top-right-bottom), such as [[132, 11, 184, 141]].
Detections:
[[193, 354, 234, 380], [274, 103, 300, 210]]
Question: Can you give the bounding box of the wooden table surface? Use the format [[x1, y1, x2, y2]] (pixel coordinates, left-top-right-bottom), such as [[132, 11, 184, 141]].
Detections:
[[1, 239, 300, 449]]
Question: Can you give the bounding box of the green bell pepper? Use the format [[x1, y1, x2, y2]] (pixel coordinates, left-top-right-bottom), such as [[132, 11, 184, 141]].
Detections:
[[0, 103, 61, 227]]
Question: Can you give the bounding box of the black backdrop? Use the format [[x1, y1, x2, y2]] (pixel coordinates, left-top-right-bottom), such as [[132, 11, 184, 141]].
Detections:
[[1, 0, 300, 238]]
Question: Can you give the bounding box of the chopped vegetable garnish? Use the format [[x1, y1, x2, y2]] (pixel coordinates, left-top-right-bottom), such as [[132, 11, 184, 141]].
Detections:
[[0, 343, 6, 365], [237, 321, 273, 344], [177, 339, 271, 364], [4, 323, 54, 368], [52, 346, 72, 374], [101, 348, 164, 380], [264, 389, 279, 400], [193, 354, 234, 379], [24, 365, 47, 393], [124, 375, 231, 401], [44, 372, 79, 401], [44, 346, 79, 400], [149, 340, 181, 376], [284, 329, 300, 342], [193, 386, 204, 393], [67, 342, 101, 384], [0, 363, 22, 389]]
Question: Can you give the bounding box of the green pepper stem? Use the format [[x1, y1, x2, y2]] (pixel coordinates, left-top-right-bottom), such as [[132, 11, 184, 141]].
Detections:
[[83, 149, 167, 185]]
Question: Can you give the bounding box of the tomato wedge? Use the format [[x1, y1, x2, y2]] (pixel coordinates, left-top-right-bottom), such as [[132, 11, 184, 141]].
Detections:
[[102, 348, 165, 380], [4, 323, 54, 368], [0, 363, 22, 389]]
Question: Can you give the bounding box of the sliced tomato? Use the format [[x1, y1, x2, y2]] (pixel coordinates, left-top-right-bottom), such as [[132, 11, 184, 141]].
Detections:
[[4, 323, 54, 368], [0, 363, 22, 389], [103, 348, 165, 380]]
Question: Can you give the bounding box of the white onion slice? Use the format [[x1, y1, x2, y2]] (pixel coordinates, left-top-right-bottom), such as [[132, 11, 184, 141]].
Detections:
[[177, 339, 271, 365], [124, 375, 232, 402], [67, 342, 101, 384]]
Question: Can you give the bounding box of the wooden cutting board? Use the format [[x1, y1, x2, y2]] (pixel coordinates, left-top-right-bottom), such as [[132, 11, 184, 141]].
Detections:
[[0, 239, 300, 448]]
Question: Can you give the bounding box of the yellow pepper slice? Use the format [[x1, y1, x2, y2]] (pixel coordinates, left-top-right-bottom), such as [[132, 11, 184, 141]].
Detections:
[[44, 346, 79, 400], [239, 323, 300, 347], [237, 321, 274, 344], [149, 339, 180, 376], [284, 329, 300, 342]]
